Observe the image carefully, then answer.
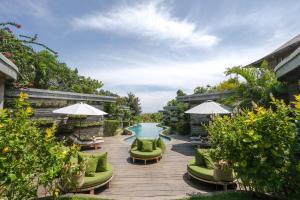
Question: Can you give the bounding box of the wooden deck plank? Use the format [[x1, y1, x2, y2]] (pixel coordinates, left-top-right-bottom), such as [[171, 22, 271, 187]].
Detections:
[[82, 134, 216, 200]]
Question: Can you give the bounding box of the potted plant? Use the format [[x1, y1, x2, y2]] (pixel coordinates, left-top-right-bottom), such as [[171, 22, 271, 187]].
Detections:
[[213, 160, 234, 182], [60, 158, 86, 191]]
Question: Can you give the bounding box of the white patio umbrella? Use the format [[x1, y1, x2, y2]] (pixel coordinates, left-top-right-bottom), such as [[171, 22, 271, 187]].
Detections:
[[53, 102, 107, 138], [185, 100, 231, 115]]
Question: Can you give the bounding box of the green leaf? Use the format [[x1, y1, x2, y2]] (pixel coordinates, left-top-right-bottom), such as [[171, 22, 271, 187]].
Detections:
[[8, 173, 16, 181]]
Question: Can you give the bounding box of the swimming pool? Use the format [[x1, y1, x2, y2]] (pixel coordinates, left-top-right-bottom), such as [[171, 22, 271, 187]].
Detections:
[[124, 123, 170, 143]]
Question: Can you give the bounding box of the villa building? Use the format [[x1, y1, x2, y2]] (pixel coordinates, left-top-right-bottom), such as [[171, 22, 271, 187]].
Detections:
[[251, 33, 300, 69], [252, 33, 300, 100], [274, 47, 300, 101]]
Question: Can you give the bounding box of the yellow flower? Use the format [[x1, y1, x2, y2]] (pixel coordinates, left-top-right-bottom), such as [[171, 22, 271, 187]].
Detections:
[[19, 92, 29, 101], [248, 111, 255, 120], [26, 107, 32, 114], [255, 106, 266, 115], [45, 128, 54, 140], [53, 188, 60, 197], [245, 111, 256, 124], [293, 94, 300, 109], [2, 147, 9, 154], [295, 94, 300, 102]]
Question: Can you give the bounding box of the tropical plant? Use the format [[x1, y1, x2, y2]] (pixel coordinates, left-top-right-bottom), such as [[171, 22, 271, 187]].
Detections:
[[60, 156, 86, 190], [194, 86, 209, 94], [176, 89, 186, 97], [206, 96, 300, 198], [224, 61, 278, 108], [214, 77, 240, 92], [0, 92, 79, 199]]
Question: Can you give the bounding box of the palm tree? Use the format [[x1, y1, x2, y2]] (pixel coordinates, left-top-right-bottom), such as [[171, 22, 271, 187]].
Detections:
[[225, 61, 278, 108]]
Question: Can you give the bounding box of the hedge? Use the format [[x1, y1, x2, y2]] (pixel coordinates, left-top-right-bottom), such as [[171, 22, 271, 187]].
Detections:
[[123, 121, 130, 128], [175, 121, 190, 135], [103, 120, 120, 136]]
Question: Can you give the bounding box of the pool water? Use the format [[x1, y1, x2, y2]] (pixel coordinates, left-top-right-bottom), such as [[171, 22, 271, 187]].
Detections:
[[124, 123, 170, 143]]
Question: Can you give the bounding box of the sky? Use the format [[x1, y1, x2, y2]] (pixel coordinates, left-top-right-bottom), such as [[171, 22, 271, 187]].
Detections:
[[1, 0, 300, 112]]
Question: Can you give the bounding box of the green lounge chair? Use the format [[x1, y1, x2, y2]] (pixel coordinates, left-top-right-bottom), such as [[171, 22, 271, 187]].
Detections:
[[187, 149, 235, 191], [130, 138, 166, 164], [61, 152, 113, 194]]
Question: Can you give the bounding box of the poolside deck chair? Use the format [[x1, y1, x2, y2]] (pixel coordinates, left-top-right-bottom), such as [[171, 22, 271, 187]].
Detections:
[[69, 134, 104, 150], [190, 135, 202, 140], [190, 136, 209, 148]]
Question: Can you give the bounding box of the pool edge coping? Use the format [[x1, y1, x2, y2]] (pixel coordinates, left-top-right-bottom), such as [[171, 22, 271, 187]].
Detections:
[[120, 123, 173, 145]]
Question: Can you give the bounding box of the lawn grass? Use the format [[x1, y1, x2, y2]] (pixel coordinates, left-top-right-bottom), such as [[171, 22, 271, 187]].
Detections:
[[182, 191, 263, 200]]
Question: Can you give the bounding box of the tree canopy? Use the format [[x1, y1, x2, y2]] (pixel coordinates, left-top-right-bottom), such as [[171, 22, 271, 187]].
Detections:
[[125, 92, 142, 116], [0, 22, 104, 94]]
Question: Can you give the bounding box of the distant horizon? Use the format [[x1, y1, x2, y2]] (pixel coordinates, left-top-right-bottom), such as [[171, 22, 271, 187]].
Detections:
[[1, 0, 300, 112]]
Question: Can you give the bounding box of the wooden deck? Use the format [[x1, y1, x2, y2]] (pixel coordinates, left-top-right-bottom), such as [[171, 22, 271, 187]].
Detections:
[[84, 134, 216, 200]]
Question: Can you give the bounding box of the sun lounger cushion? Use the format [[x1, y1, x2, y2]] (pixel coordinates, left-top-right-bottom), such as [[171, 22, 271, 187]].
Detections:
[[195, 148, 205, 166], [78, 153, 98, 177], [202, 151, 214, 169], [78, 152, 109, 176], [96, 152, 108, 172], [156, 138, 166, 153], [131, 138, 138, 149], [82, 163, 113, 188], [141, 140, 153, 152], [130, 147, 162, 159], [132, 138, 157, 150], [137, 138, 143, 150], [187, 159, 215, 182], [194, 149, 214, 169]]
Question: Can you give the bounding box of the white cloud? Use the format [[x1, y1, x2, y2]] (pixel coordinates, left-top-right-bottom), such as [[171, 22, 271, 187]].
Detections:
[[75, 45, 273, 112], [72, 1, 219, 48], [0, 0, 51, 19]]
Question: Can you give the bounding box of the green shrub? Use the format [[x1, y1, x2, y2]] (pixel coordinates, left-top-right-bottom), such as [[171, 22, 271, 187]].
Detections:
[[103, 120, 120, 136], [68, 115, 87, 119], [123, 121, 130, 128], [74, 121, 103, 128], [0, 93, 78, 199], [206, 97, 300, 198], [33, 118, 55, 128], [175, 121, 190, 135]]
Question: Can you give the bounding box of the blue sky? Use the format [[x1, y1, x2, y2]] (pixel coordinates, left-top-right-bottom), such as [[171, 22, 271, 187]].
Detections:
[[1, 0, 300, 112]]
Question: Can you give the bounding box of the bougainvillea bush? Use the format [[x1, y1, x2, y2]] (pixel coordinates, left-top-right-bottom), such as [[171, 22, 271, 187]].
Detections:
[[206, 96, 300, 198], [0, 93, 78, 199], [0, 22, 103, 94]]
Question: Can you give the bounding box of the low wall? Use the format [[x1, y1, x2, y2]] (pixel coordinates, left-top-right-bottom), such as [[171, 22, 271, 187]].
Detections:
[[4, 88, 117, 120]]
